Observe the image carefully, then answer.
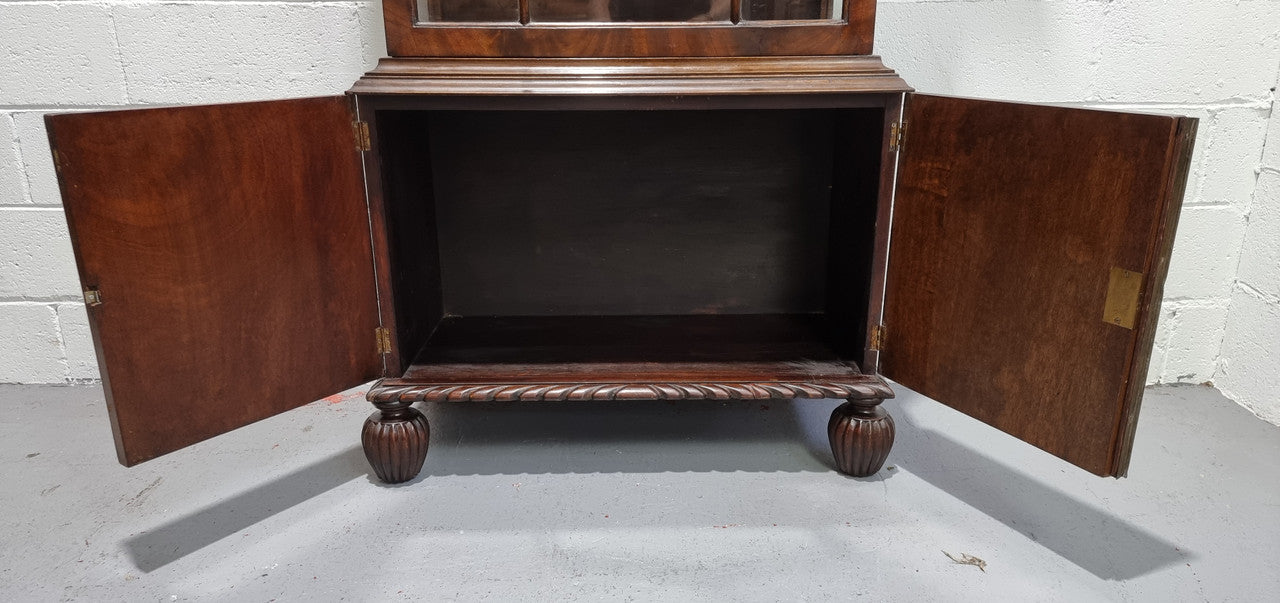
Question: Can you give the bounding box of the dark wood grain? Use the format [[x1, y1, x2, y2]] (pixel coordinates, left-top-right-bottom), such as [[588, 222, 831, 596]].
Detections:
[[408, 314, 848, 367], [375, 314, 889, 405], [366, 108, 445, 374], [362, 407, 430, 483], [426, 109, 834, 317], [1111, 117, 1198, 476], [828, 398, 894, 476], [349, 56, 910, 97], [382, 314, 891, 403], [354, 101, 405, 372], [373, 376, 893, 403], [824, 106, 886, 365], [47, 97, 383, 466], [861, 94, 903, 373], [882, 94, 1196, 476], [382, 0, 875, 57]]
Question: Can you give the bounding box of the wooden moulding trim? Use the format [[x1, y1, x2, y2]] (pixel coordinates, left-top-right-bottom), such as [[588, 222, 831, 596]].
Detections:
[[348, 56, 911, 96], [368, 378, 895, 403]]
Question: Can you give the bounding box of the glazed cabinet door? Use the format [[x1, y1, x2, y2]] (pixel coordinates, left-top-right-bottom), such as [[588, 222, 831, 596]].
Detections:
[[881, 94, 1196, 476], [47, 97, 384, 466]]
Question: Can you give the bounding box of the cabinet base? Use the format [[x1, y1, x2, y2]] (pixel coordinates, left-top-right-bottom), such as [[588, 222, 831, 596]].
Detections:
[[363, 372, 894, 483]]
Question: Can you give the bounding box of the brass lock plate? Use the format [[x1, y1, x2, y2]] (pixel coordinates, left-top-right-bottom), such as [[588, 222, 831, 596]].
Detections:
[[1103, 267, 1143, 329]]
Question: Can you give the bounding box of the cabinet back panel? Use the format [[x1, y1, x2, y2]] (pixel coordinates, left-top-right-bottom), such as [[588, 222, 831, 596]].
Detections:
[[427, 109, 838, 316]]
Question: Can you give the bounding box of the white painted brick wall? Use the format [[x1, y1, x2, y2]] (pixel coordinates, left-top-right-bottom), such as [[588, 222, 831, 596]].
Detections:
[[0, 3, 129, 106], [0, 0, 1275, 425], [12, 112, 65, 208], [0, 304, 66, 383], [876, 0, 1280, 396], [1218, 69, 1280, 424], [0, 208, 81, 298], [0, 115, 25, 203], [0, 0, 386, 385]]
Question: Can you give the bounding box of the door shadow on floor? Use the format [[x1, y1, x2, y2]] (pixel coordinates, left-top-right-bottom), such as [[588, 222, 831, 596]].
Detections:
[[122, 400, 825, 572], [124, 397, 1184, 580], [864, 395, 1189, 581], [123, 446, 370, 573]]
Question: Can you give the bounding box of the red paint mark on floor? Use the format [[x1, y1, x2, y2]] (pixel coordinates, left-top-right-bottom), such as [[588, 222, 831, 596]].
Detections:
[[322, 390, 369, 405]]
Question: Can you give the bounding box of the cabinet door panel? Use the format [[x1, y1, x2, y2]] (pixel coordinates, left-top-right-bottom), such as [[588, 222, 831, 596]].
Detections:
[[47, 97, 383, 466], [883, 94, 1195, 476]]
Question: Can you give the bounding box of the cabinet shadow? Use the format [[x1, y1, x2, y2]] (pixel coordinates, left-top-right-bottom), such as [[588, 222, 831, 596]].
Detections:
[[124, 397, 1185, 581], [420, 399, 838, 476], [123, 447, 370, 573], [878, 394, 1189, 581]]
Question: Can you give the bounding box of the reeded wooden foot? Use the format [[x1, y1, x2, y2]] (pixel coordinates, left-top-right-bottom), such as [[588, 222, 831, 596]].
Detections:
[[361, 403, 429, 484], [828, 398, 895, 477]]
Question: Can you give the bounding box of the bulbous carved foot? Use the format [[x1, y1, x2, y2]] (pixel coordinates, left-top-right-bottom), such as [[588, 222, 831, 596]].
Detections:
[[828, 398, 895, 477], [361, 401, 429, 484]]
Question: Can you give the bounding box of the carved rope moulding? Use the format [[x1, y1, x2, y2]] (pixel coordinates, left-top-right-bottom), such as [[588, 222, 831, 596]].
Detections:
[[369, 381, 894, 403]]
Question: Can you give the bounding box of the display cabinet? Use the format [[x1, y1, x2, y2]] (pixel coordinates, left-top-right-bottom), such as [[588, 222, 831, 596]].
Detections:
[[383, 0, 874, 57], [46, 0, 1195, 484]]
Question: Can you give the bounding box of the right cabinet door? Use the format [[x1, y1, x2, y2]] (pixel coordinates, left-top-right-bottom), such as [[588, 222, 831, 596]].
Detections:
[[882, 94, 1197, 477]]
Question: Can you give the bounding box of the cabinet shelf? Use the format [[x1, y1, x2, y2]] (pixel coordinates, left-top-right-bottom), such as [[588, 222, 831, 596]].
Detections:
[[380, 314, 888, 403]]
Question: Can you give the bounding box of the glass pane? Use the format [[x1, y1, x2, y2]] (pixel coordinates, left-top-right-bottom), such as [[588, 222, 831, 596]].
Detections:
[[418, 0, 520, 22], [743, 0, 838, 21], [531, 0, 732, 22]]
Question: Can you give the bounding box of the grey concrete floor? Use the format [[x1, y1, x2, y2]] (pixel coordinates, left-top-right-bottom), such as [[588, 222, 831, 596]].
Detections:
[[1, 383, 1277, 601]]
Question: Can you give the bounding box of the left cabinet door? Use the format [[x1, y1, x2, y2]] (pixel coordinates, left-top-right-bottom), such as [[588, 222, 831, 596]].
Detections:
[[47, 97, 385, 466]]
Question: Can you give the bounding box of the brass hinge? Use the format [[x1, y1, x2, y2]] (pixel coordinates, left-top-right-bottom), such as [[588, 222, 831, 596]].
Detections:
[[352, 121, 371, 152], [83, 288, 102, 307], [869, 324, 886, 351], [1103, 267, 1144, 330], [889, 120, 907, 152], [375, 327, 392, 354]]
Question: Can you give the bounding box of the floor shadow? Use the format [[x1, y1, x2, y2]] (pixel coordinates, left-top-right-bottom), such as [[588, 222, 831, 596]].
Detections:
[[124, 446, 368, 572], [419, 398, 837, 476], [886, 394, 1188, 581], [124, 394, 1185, 581]]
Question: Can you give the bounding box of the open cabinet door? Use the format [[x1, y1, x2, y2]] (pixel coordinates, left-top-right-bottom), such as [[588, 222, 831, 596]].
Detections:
[[47, 97, 384, 466], [881, 94, 1196, 477]]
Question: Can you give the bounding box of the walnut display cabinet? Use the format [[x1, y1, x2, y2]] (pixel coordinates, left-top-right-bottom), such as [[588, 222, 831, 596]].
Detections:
[[47, 0, 1196, 484]]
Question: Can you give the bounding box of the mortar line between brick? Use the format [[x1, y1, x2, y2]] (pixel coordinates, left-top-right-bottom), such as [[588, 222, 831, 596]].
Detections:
[[1235, 281, 1280, 305], [1046, 99, 1272, 111], [6, 113, 41, 206], [105, 6, 132, 104], [0, 298, 85, 304], [1210, 59, 1280, 382], [2, 113, 31, 205], [46, 304, 72, 383], [1161, 297, 1235, 308]]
